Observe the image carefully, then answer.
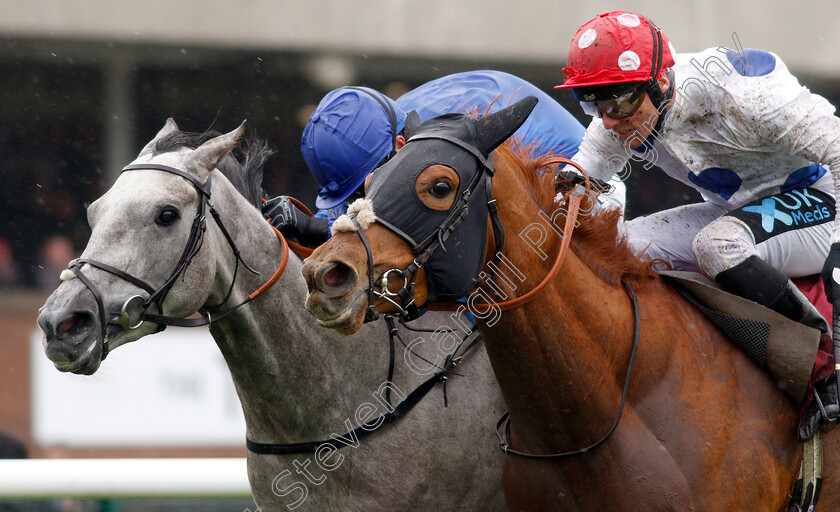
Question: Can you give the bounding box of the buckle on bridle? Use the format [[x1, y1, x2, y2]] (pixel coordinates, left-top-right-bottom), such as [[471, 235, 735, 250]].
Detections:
[[115, 295, 146, 330], [374, 268, 415, 316]]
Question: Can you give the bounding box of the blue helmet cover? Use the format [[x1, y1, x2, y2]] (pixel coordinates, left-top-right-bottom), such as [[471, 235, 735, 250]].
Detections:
[[302, 87, 407, 210]]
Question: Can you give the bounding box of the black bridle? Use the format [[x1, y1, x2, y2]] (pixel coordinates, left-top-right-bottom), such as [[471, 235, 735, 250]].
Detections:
[[67, 163, 266, 359], [67, 161, 482, 458], [350, 124, 641, 460], [356, 132, 505, 323]]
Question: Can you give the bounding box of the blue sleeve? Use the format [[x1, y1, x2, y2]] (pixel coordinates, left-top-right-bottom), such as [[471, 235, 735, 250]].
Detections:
[[397, 70, 585, 158], [315, 204, 348, 239]]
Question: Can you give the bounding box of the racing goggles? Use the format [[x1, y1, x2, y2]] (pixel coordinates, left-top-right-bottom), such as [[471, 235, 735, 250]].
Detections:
[[579, 86, 645, 120]]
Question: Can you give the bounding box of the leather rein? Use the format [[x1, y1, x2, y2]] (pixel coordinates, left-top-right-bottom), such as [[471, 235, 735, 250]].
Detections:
[[495, 279, 641, 459]]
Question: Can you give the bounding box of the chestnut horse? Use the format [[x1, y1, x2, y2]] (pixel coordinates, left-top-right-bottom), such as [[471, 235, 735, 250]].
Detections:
[[302, 98, 840, 511]]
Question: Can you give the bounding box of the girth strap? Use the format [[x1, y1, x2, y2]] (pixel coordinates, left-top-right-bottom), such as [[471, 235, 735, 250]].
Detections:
[[790, 431, 823, 511]]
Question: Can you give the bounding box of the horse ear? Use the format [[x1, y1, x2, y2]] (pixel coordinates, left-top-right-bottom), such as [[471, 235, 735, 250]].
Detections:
[[137, 118, 179, 157], [184, 121, 247, 177], [475, 96, 538, 156], [404, 110, 422, 138]]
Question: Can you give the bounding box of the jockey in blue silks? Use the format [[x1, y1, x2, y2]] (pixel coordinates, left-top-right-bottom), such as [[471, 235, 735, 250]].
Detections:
[[263, 70, 625, 248]]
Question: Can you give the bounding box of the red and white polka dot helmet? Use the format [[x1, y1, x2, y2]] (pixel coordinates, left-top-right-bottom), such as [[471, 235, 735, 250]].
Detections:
[[557, 11, 675, 90]]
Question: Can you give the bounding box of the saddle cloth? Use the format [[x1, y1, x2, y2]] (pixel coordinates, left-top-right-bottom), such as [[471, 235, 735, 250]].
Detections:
[[660, 270, 823, 404]]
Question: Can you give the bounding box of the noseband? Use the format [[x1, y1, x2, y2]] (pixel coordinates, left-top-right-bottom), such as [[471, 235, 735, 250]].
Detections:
[[67, 163, 288, 358]]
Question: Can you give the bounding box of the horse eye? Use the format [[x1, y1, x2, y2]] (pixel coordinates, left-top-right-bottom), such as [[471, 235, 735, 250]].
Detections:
[[156, 208, 179, 226], [431, 181, 452, 198]]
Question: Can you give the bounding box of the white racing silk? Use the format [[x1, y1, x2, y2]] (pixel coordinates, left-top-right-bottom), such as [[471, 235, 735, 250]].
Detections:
[[570, 46, 840, 275]]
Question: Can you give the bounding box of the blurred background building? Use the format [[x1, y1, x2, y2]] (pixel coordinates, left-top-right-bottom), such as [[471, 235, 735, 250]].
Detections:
[[1, 0, 839, 483]]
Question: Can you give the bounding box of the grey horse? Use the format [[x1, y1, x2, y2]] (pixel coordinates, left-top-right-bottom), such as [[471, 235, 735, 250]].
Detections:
[[36, 120, 506, 511]]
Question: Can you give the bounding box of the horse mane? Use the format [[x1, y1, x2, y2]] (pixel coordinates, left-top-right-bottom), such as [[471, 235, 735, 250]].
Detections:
[[494, 141, 659, 285], [154, 130, 272, 207]]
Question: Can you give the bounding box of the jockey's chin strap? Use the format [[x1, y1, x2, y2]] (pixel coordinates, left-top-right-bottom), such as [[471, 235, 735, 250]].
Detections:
[[67, 163, 289, 360]]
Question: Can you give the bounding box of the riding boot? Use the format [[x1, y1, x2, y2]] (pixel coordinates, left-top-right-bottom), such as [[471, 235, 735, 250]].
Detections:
[[715, 256, 829, 332], [714, 256, 839, 440]]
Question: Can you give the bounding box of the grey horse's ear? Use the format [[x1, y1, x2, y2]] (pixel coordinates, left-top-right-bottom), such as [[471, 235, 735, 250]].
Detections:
[[184, 121, 247, 177], [404, 110, 422, 139], [137, 118, 179, 157], [474, 96, 538, 156]]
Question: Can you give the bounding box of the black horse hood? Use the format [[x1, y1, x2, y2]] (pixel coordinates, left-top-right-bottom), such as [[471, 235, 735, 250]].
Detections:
[[366, 96, 538, 303]]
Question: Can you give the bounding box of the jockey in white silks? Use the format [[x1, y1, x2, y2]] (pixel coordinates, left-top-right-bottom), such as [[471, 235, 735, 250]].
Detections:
[[556, 10, 840, 441]]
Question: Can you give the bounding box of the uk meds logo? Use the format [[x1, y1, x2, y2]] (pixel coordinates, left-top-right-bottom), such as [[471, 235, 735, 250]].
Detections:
[[729, 188, 834, 244]]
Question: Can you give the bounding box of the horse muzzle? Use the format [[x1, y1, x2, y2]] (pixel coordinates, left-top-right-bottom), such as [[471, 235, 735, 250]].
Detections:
[[36, 278, 130, 375], [38, 304, 106, 375]]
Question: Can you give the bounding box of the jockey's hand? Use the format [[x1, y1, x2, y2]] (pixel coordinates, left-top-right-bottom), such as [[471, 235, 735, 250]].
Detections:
[[262, 196, 330, 247], [821, 242, 840, 303]]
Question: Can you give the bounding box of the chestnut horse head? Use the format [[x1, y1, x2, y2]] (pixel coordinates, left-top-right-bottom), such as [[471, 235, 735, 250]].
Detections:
[[304, 96, 545, 331], [302, 100, 840, 510]]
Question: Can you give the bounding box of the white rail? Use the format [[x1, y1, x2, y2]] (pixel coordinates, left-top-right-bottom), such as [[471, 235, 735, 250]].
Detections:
[[0, 458, 251, 499]]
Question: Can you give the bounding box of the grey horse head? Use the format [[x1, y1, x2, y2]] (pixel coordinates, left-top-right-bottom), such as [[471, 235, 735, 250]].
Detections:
[[37, 119, 249, 374]]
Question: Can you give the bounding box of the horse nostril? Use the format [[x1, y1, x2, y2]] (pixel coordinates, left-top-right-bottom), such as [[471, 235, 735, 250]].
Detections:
[[61, 315, 78, 333], [318, 261, 356, 293], [57, 312, 94, 338], [324, 263, 349, 287]]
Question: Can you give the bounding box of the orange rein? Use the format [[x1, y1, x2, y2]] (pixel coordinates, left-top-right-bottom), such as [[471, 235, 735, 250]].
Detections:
[[246, 197, 315, 302], [260, 196, 315, 258], [249, 194, 318, 301], [248, 224, 290, 301], [430, 157, 590, 313]]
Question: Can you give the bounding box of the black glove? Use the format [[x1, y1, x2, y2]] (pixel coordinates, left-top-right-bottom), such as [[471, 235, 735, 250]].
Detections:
[[262, 196, 330, 248], [821, 242, 840, 303]]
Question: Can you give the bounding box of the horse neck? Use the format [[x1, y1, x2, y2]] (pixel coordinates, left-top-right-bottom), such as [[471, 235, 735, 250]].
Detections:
[[204, 178, 389, 442], [479, 159, 639, 450]]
